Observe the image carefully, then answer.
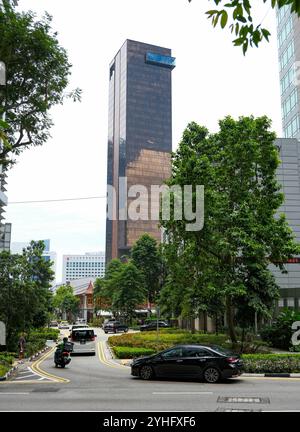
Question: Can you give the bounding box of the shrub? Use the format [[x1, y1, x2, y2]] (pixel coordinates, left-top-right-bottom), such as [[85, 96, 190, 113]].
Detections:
[[28, 328, 59, 341], [0, 354, 15, 366], [113, 346, 156, 359], [108, 332, 229, 352], [242, 354, 300, 373], [89, 317, 104, 327], [0, 364, 10, 377], [260, 309, 300, 350]]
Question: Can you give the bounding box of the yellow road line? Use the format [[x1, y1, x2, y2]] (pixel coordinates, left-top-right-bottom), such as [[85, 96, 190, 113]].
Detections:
[[97, 342, 128, 370], [31, 347, 69, 384]]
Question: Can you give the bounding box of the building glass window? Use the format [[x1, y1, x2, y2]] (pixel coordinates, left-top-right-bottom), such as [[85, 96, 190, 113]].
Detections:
[[282, 87, 298, 119], [284, 114, 300, 137], [280, 40, 294, 71], [278, 15, 293, 47]]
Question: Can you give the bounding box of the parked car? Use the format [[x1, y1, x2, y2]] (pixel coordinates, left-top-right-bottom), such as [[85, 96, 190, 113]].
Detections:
[[49, 321, 58, 328], [140, 321, 169, 332], [131, 344, 243, 383], [103, 321, 128, 334], [69, 327, 97, 355], [102, 318, 116, 329], [58, 321, 70, 329]]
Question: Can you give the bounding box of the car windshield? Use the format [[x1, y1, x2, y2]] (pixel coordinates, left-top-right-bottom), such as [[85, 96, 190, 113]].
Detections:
[[72, 330, 94, 341]]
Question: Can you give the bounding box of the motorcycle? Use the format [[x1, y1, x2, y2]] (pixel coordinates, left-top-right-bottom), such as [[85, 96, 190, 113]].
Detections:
[[54, 342, 73, 368]]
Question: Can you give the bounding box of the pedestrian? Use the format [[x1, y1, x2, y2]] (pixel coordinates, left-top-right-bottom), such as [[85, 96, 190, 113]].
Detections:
[[18, 333, 26, 361]]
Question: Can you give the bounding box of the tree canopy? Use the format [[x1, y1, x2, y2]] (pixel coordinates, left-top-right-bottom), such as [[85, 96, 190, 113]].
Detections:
[[0, 240, 54, 350], [189, 0, 300, 54], [160, 116, 300, 342], [131, 233, 162, 305], [0, 0, 81, 168], [52, 285, 80, 320]]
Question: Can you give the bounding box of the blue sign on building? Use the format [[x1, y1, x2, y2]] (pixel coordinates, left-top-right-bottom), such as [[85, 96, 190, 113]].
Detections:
[[145, 52, 176, 69]]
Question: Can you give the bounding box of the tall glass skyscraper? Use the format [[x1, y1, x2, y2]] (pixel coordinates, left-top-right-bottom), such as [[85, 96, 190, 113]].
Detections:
[[105, 40, 175, 264], [277, 5, 300, 138]]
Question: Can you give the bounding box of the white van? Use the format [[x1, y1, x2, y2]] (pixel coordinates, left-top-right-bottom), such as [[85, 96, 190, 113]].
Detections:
[[69, 327, 97, 355]]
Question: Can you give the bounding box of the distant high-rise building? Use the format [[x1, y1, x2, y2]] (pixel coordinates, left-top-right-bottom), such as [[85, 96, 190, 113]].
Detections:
[[11, 239, 57, 277], [277, 5, 300, 138], [105, 40, 175, 264], [62, 252, 105, 283]]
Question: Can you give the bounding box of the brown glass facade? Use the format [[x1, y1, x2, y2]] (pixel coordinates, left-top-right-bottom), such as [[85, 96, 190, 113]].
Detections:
[[105, 40, 175, 264]]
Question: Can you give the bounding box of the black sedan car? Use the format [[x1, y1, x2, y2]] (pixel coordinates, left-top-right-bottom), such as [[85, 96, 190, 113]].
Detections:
[[103, 321, 128, 334], [131, 344, 243, 383], [140, 321, 169, 331]]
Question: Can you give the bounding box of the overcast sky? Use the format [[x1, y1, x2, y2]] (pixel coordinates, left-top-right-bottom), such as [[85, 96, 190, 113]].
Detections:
[[5, 0, 282, 282]]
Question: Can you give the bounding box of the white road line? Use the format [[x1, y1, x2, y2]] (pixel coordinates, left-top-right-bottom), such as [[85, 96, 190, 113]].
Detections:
[[15, 375, 35, 380], [152, 392, 213, 395], [27, 366, 55, 382], [0, 393, 30, 395]]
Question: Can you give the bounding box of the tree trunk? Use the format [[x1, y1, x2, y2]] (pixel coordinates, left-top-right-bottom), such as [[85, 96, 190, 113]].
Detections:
[[226, 296, 237, 343]]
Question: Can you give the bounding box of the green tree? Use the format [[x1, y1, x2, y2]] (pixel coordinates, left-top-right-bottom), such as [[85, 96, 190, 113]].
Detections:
[[161, 117, 300, 343], [0, 240, 54, 350], [0, 1, 81, 167], [110, 262, 147, 323], [131, 233, 162, 306], [93, 277, 112, 313], [53, 285, 79, 321], [188, 0, 300, 54]]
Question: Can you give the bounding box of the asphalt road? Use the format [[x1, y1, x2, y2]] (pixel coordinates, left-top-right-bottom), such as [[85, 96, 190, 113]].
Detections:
[[1, 328, 300, 412]]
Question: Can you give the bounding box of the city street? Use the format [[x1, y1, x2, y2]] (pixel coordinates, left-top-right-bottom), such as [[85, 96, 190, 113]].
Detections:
[[0, 328, 300, 412]]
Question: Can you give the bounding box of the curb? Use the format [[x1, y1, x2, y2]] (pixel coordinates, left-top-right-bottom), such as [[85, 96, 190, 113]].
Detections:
[[105, 341, 116, 360], [238, 373, 300, 378], [27, 345, 50, 362]]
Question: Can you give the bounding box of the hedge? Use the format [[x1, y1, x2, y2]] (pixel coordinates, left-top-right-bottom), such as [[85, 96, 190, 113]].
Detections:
[[242, 353, 300, 373], [108, 332, 229, 352], [113, 347, 156, 359], [28, 328, 59, 341]]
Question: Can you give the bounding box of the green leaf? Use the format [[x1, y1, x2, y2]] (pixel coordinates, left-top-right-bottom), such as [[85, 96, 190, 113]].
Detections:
[[221, 10, 228, 28]]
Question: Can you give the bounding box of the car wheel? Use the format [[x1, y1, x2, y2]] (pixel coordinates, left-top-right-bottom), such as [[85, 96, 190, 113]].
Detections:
[[140, 365, 154, 380], [203, 367, 220, 383], [55, 363, 58, 368], [124, 329, 128, 333], [104, 331, 108, 334]]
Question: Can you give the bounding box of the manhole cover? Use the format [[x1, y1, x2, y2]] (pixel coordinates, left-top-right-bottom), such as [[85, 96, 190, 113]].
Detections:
[[217, 396, 270, 404], [32, 387, 60, 393]]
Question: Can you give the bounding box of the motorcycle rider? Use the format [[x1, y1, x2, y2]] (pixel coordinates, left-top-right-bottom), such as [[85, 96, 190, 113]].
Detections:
[[54, 337, 73, 365]]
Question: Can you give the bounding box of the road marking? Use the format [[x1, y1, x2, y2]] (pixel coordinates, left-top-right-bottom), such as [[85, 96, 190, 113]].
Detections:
[[15, 375, 35, 380], [97, 342, 128, 370], [152, 392, 213, 395], [31, 347, 69, 384], [0, 392, 30, 395]]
